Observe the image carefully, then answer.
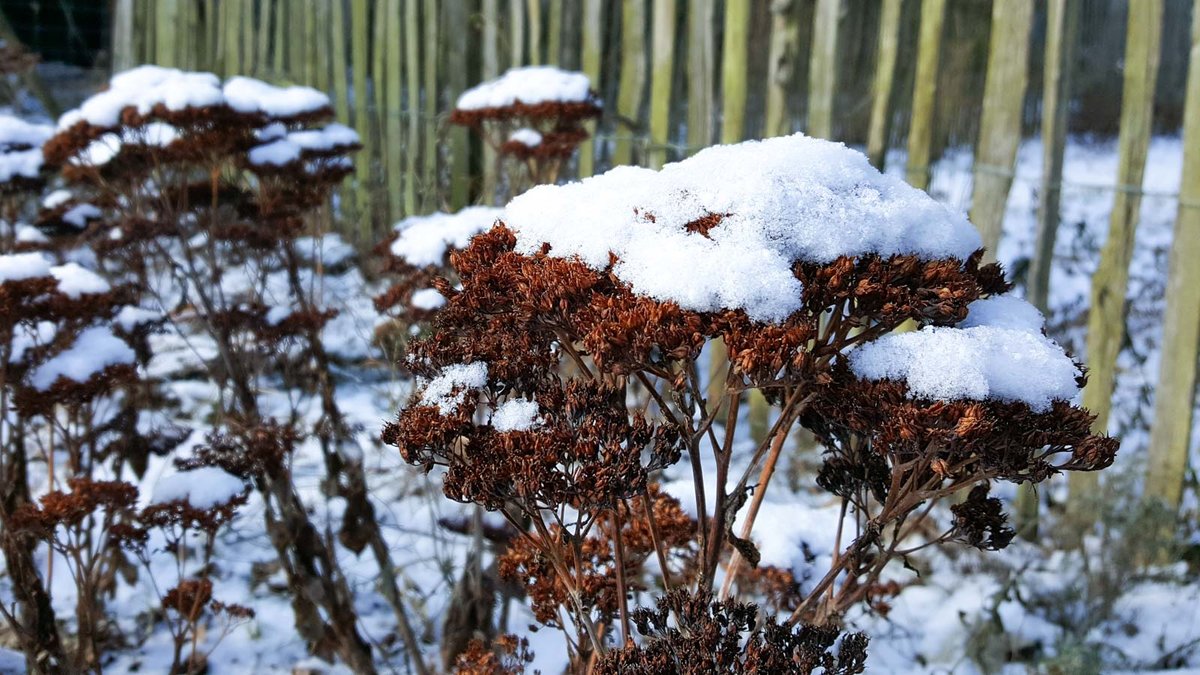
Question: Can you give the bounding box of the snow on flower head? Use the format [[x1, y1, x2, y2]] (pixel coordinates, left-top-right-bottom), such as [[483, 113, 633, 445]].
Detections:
[[456, 66, 593, 111], [849, 294, 1079, 412], [152, 466, 247, 510], [390, 207, 503, 268], [501, 133, 983, 324], [0, 114, 53, 183], [418, 362, 489, 413]]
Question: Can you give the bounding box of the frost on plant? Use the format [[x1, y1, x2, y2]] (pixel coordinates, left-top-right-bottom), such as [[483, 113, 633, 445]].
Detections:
[[386, 134, 1117, 672]]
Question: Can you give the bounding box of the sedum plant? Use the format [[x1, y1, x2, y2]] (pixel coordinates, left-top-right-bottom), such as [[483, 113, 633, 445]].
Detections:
[[386, 134, 1117, 673], [449, 66, 602, 198]]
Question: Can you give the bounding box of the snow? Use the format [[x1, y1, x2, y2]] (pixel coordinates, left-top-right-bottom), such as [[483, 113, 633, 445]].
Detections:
[[29, 325, 136, 390], [115, 306, 161, 331], [418, 362, 488, 412], [265, 306, 293, 326], [294, 233, 355, 267], [409, 287, 446, 311], [50, 262, 111, 298], [221, 76, 330, 118], [0, 148, 43, 182], [0, 251, 51, 283], [491, 398, 540, 432], [59, 66, 224, 129], [502, 134, 983, 323], [0, 114, 53, 148], [8, 321, 56, 364], [14, 224, 47, 244], [456, 66, 592, 110], [389, 207, 502, 267], [62, 203, 102, 228], [248, 124, 359, 166], [41, 188, 73, 209], [509, 128, 543, 147], [151, 466, 246, 509], [849, 294, 1080, 412]]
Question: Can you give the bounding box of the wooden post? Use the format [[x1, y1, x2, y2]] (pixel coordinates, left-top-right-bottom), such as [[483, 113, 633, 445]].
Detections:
[[647, 0, 677, 169], [1028, 0, 1081, 313], [614, 0, 647, 166], [511, 0, 525, 66], [970, 0, 1034, 259], [351, 0, 372, 232], [384, 0, 405, 222], [866, 0, 902, 168], [273, 0, 286, 76], [721, 0, 750, 144], [405, 0, 420, 214], [482, 0, 501, 202], [446, 0, 471, 209], [112, 0, 136, 72], [256, 0, 272, 77], [527, 0, 542, 65], [578, 0, 603, 177], [1144, 0, 1200, 517], [548, 0, 563, 64], [1068, 0, 1165, 529], [423, 0, 439, 206], [155, 0, 179, 67], [331, 0, 351, 123], [905, 0, 946, 190], [764, 0, 801, 138], [807, 0, 839, 139], [687, 0, 715, 153], [242, 0, 256, 76]]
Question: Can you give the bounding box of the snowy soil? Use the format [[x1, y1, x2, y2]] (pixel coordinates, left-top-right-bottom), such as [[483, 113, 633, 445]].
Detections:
[[3, 135, 1198, 673]]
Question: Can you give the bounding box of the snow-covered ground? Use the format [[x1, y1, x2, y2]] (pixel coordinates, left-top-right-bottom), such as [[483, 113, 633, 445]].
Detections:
[[3, 132, 1199, 674]]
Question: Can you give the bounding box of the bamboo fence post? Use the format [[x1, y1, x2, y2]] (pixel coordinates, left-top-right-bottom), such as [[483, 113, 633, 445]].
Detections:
[[154, 0, 179, 67], [289, 0, 305, 79], [482, 0, 501, 202], [273, 0, 286, 76], [614, 0, 647, 166], [527, 0, 543, 65], [1028, 0, 1081, 314], [687, 0, 715, 153], [404, 0, 420, 214], [970, 0, 1034, 259], [721, 0, 750, 144], [372, 0, 391, 216], [384, 0, 405, 222], [548, 0, 562, 64], [1068, 0, 1165, 530], [1144, 0, 1200, 518], [807, 0, 839, 139], [242, 0, 256, 76], [905, 0, 946, 190], [647, 0, 676, 169], [230, 0, 247, 76], [350, 0, 372, 233], [112, 0, 136, 72], [331, 0, 351, 124], [313, 1, 330, 92], [578, 0, 603, 177], [422, 0, 439, 207], [511, 0, 525, 67], [764, 0, 801, 139], [177, 0, 195, 69], [256, 0, 272, 77], [445, 0, 471, 209], [866, 0, 902, 168]]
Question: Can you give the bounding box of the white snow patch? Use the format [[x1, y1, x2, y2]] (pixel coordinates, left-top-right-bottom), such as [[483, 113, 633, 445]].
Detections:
[[502, 134, 983, 323], [491, 398, 540, 432], [30, 326, 135, 390], [152, 466, 246, 509], [0, 252, 51, 283], [418, 362, 489, 412], [50, 263, 110, 298], [410, 287, 446, 311], [457, 66, 592, 110], [509, 128, 543, 147], [62, 203, 102, 228], [221, 76, 330, 118], [390, 206, 502, 267]]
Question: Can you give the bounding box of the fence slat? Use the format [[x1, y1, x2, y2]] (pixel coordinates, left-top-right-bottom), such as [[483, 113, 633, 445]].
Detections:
[[614, 0, 647, 166], [807, 0, 839, 139], [688, 0, 715, 152], [970, 0, 1034, 259], [1145, 0, 1200, 518], [578, 0, 603, 177], [1069, 0, 1165, 530], [905, 0, 946, 190], [405, 0, 420, 213], [647, 0, 676, 169], [866, 0, 901, 168], [764, 0, 800, 138]]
